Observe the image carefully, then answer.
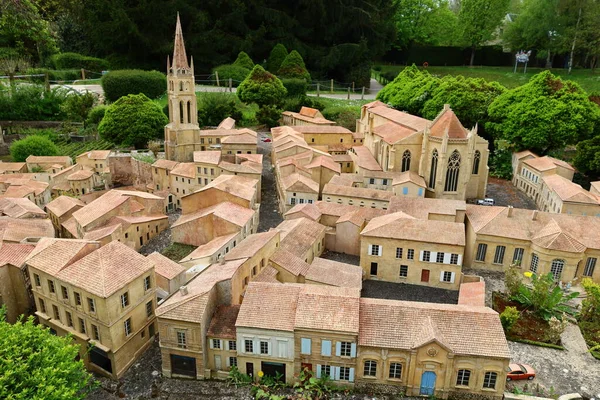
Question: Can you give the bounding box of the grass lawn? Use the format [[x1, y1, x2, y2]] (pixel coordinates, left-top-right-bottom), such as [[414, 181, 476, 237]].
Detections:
[[374, 64, 600, 93], [161, 242, 197, 262]]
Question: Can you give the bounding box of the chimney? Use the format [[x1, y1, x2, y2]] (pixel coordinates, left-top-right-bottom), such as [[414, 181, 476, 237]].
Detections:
[[532, 210, 538, 221], [220, 256, 225, 265], [507, 205, 513, 217], [179, 286, 188, 296]]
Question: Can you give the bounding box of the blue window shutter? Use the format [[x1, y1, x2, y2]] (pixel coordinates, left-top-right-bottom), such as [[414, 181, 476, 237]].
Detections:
[[316, 364, 322, 378], [321, 340, 331, 356], [301, 338, 311, 354], [349, 367, 355, 382], [402, 187, 408, 195], [335, 366, 341, 380], [350, 343, 356, 357], [418, 188, 423, 196], [335, 342, 341, 357]]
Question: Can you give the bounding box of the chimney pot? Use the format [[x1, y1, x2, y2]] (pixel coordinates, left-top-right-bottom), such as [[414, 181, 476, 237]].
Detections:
[[507, 205, 513, 217], [532, 210, 538, 220], [179, 285, 188, 296]]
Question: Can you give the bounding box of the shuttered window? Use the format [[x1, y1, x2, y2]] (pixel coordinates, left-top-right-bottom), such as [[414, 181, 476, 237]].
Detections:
[[475, 244, 487, 262], [493, 246, 506, 265]]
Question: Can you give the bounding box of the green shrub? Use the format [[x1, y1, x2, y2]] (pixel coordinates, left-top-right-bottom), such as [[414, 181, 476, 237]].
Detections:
[[26, 68, 80, 83], [512, 273, 579, 321], [237, 65, 287, 107], [321, 105, 361, 122], [101, 70, 167, 103], [257, 105, 282, 128], [0, 85, 68, 121], [267, 44, 288, 73], [98, 93, 168, 148], [505, 267, 522, 297], [334, 110, 358, 131], [10, 135, 59, 162], [278, 50, 310, 82], [282, 96, 324, 113], [50, 52, 109, 71], [197, 92, 243, 127], [346, 61, 372, 88], [500, 306, 520, 333], [489, 147, 513, 180], [281, 78, 307, 97], [61, 92, 97, 125], [20, 128, 61, 143], [233, 51, 254, 70], [87, 105, 108, 126], [212, 64, 250, 87]]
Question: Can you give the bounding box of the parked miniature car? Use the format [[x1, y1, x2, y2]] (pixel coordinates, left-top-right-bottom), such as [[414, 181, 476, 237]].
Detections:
[[506, 363, 535, 381], [261, 138, 272, 142], [477, 198, 495, 206]]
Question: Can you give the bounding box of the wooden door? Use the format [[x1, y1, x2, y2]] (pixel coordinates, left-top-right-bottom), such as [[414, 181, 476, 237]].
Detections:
[[421, 269, 430, 282]]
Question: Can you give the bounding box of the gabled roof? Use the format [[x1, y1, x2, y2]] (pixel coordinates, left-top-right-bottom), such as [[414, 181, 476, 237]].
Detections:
[[0, 162, 26, 172], [305, 156, 341, 174], [146, 252, 186, 280], [0, 217, 54, 242], [388, 196, 466, 220], [26, 238, 98, 276], [57, 241, 153, 298], [0, 242, 36, 268], [323, 183, 393, 201], [368, 105, 430, 131], [374, 122, 417, 144], [392, 170, 426, 187], [543, 174, 599, 205], [281, 173, 319, 194], [221, 132, 256, 145], [429, 107, 468, 139], [0, 198, 46, 218], [304, 258, 363, 289], [284, 203, 322, 221], [45, 196, 85, 218], [172, 202, 254, 229], [270, 249, 311, 277], [152, 159, 180, 170], [193, 151, 222, 165], [236, 282, 302, 332], [191, 175, 257, 203], [277, 217, 327, 257], [351, 146, 382, 171], [359, 298, 510, 358], [180, 233, 237, 261], [78, 150, 111, 160], [67, 169, 94, 181], [170, 162, 196, 178], [25, 156, 71, 165], [224, 230, 279, 262], [207, 305, 240, 339]]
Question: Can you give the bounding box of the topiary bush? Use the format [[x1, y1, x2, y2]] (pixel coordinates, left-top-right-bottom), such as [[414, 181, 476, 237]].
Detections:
[[26, 68, 80, 83], [281, 78, 307, 97], [10, 135, 59, 162], [87, 105, 108, 126], [237, 65, 287, 107], [267, 44, 288, 73], [256, 105, 282, 128], [212, 64, 250, 87], [0, 85, 68, 121], [197, 92, 243, 127], [98, 93, 168, 148], [50, 52, 109, 71], [278, 50, 310, 82], [282, 96, 324, 113], [101, 70, 167, 103], [500, 306, 520, 333], [233, 51, 254, 70]]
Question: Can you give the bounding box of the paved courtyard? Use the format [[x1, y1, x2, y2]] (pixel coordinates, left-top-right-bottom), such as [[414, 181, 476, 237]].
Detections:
[[361, 280, 459, 304], [485, 177, 536, 209]]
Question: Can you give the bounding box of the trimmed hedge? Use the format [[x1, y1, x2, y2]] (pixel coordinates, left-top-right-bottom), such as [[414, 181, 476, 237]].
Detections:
[[233, 51, 254, 70], [50, 52, 110, 71], [507, 337, 564, 350], [101, 70, 167, 103], [278, 50, 310, 82], [26, 68, 80, 83], [281, 78, 307, 97], [213, 64, 250, 87]]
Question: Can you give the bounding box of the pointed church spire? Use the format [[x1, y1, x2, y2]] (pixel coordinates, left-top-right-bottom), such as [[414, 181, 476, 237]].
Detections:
[[172, 13, 190, 70]]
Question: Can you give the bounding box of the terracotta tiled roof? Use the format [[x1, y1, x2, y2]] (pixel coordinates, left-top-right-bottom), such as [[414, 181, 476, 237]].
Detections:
[[236, 282, 302, 332], [323, 183, 393, 201], [191, 175, 257, 202], [514, 150, 536, 160], [45, 196, 85, 217], [26, 156, 71, 165], [180, 233, 237, 261], [523, 157, 558, 172], [277, 217, 326, 257], [72, 191, 129, 228], [26, 238, 98, 275], [193, 151, 222, 165], [0, 198, 46, 218], [305, 155, 341, 173], [67, 169, 94, 181], [253, 265, 280, 283], [152, 159, 179, 170], [207, 305, 240, 339], [0, 162, 26, 172], [171, 13, 189, 69], [237, 153, 262, 164], [82, 222, 121, 241], [362, 212, 465, 246], [61, 217, 78, 237], [87, 150, 111, 160], [299, 107, 319, 118], [305, 257, 363, 289], [374, 122, 417, 144], [224, 230, 279, 261], [281, 173, 319, 193], [392, 170, 426, 187], [466, 205, 600, 250], [270, 248, 311, 276], [0, 242, 36, 267], [328, 174, 363, 187], [170, 162, 196, 178], [219, 161, 262, 175], [429, 108, 468, 139], [0, 217, 53, 242], [218, 117, 236, 130], [57, 241, 153, 297], [292, 126, 352, 135], [221, 132, 256, 145], [368, 106, 430, 131], [389, 196, 466, 220], [457, 281, 486, 307], [543, 174, 599, 204], [362, 100, 387, 109], [332, 154, 352, 163], [295, 285, 361, 333], [284, 204, 322, 221], [359, 298, 510, 358], [351, 146, 382, 171], [172, 201, 254, 229], [147, 251, 186, 280]]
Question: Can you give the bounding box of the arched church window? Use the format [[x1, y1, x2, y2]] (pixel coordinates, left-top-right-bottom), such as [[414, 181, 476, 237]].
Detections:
[[429, 149, 438, 189], [472, 150, 481, 175], [179, 101, 184, 123], [401, 150, 411, 172], [444, 150, 461, 192]]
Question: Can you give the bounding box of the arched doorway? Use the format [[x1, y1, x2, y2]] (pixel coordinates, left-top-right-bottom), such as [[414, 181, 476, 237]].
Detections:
[[420, 371, 436, 395]]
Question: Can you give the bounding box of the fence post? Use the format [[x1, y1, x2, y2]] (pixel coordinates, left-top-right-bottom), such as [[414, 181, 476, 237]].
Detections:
[[215, 71, 220, 87], [229, 78, 232, 92], [352, 81, 355, 93], [330, 79, 334, 94], [317, 82, 320, 98], [347, 87, 350, 100], [45, 73, 50, 92], [81, 69, 86, 80], [361, 86, 365, 100]]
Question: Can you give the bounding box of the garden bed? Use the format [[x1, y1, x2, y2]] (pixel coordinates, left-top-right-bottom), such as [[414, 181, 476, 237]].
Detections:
[[492, 292, 562, 346], [579, 320, 600, 359]]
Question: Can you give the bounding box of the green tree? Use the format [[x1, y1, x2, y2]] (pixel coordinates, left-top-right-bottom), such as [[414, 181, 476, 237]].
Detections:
[[61, 92, 97, 126], [237, 65, 287, 107], [393, 0, 459, 49], [233, 51, 254, 70], [101, 70, 167, 103], [98, 93, 168, 148], [512, 273, 579, 321], [10, 135, 59, 162], [573, 135, 600, 178], [487, 71, 600, 154], [0, 307, 95, 400], [422, 75, 506, 129], [267, 43, 288, 73], [458, 0, 511, 65], [500, 306, 520, 333], [0, 0, 58, 62], [278, 50, 310, 82]]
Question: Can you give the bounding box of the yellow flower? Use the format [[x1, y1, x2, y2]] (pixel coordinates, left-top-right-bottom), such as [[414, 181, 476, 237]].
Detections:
[[524, 271, 533, 278], [258, 371, 264, 378]]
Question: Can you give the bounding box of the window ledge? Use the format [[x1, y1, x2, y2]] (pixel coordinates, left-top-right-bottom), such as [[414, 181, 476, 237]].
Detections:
[[454, 385, 471, 390], [362, 375, 377, 380], [482, 388, 497, 393]]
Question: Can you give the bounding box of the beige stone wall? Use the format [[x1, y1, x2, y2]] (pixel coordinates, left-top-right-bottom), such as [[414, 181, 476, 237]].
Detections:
[[322, 195, 390, 210], [69, 177, 94, 195], [181, 187, 253, 213], [392, 182, 425, 198], [303, 132, 354, 150], [206, 337, 238, 372], [360, 237, 464, 290], [327, 221, 363, 256], [222, 143, 256, 155], [0, 264, 31, 323], [152, 167, 171, 192]]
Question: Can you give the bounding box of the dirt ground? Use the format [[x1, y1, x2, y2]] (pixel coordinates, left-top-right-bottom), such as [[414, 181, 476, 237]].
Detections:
[[256, 129, 283, 232], [485, 177, 536, 209]]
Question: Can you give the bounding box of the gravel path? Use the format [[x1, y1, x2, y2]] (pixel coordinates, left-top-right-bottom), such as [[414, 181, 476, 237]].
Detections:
[[139, 211, 182, 256], [508, 323, 600, 398], [256, 129, 283, 232], [362, 280, 459, 304], [320, 250, 360, 266], [486, 177, 536, 209]]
